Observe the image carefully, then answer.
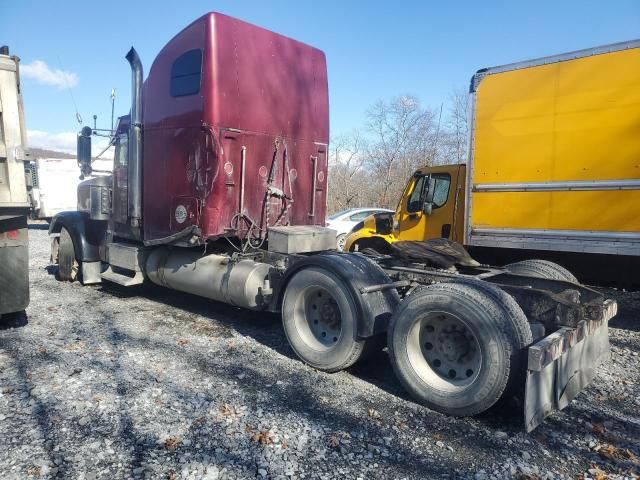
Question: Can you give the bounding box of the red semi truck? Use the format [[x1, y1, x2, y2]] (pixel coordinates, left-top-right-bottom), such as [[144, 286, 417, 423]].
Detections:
[[49, 13, 616, 431]]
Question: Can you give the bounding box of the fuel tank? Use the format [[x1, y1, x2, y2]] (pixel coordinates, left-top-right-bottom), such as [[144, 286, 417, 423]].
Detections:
[[145, 247, 271, 310]]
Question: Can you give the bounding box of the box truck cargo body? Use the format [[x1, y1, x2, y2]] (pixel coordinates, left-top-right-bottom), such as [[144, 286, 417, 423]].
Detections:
[[466, 40, 640, 256]]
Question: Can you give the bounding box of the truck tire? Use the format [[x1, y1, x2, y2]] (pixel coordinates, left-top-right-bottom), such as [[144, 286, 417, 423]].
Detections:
[[505, 259, 578, 283], [282, 266, 367, 372], [57, 227, 80, 282], [387, 280, 532, 416]]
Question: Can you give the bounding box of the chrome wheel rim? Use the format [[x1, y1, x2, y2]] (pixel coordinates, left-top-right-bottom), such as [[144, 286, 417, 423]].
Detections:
[[406, 311, 481, 391]]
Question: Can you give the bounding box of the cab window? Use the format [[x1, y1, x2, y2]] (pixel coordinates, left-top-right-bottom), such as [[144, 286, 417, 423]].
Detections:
[[406, 176, 426, 213], [115, 134, 128, 167], [431, 174, 451, 208], [349, 210, 372, 221]]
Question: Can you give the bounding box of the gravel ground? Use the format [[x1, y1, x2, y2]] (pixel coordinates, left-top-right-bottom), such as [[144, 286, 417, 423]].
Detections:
[[1, 224, 639, 480]]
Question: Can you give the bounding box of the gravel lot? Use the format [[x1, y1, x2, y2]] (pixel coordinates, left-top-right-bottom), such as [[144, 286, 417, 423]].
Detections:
[[1, 224, 639, 480]]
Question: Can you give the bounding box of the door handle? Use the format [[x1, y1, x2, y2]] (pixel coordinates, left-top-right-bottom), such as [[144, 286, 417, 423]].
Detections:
[[308, 155, 317, 218]]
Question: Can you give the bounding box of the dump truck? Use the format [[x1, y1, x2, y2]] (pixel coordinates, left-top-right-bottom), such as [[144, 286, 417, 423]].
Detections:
[[49, 13, 617, 431], [0, 46, 30, 318], [345, 40, 640, 284]]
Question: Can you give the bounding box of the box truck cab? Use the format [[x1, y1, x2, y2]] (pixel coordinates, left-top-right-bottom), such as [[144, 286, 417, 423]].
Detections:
[[345, 164, 466, 250]]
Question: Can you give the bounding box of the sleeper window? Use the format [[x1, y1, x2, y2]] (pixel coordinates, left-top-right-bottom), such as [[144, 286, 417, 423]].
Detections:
[[170, 49, 202, 97]]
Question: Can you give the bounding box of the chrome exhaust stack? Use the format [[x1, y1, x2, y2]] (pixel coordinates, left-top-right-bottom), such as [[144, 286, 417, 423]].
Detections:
[[125, 47, 143, 230]]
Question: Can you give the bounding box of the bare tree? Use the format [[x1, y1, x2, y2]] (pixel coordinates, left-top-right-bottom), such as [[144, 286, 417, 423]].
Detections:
[[439, 87, 469, 165], [365, 95, 438, 208], [327, 130, 367, 213], [325, 89, 471, 214]]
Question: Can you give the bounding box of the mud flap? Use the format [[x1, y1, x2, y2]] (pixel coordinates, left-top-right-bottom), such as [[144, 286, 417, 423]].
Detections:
[[0, 218, 29, 315], [524, 299, 616, 432]]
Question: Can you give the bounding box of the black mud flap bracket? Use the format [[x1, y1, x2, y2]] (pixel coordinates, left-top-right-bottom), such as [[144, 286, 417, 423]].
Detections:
[[524, 299, 617, 432]]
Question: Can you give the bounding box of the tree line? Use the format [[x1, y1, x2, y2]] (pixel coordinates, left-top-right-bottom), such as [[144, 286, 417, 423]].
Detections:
[[327, 88, 469, 213]]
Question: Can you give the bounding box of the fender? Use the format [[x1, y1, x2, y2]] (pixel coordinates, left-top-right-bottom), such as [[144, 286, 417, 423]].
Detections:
[[274, 252, 399, 338], [344, 228, 396, 253], [48, 211, 105, 263], [343, 212, 398, 252]]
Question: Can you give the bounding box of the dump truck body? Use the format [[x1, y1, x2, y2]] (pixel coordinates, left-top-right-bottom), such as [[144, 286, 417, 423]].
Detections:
[[0, 48, 30, 316]]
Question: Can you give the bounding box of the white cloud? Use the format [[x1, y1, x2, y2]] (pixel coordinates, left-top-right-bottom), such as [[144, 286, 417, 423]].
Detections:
[[28, 130, 114, 159], [21, 60, 78, 89], [28, 130, 76, 153]]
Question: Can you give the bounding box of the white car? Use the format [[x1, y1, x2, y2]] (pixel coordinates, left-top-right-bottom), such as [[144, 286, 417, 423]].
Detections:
[[327, 207, 394, 250]]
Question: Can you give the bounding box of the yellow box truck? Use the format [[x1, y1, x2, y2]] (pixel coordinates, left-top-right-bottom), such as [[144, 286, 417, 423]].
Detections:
[[346, 39, 640, 283]]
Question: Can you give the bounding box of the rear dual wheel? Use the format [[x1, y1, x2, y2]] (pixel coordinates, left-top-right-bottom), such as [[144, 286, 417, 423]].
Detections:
[[283, 267, 534, 417], [505, 259, 577, 283], [388, 280, 532, 416], [282, 267, 366, 372]]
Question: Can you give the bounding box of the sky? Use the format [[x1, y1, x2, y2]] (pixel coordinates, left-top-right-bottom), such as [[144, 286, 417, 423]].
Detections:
[[3, 1, 639, 156]]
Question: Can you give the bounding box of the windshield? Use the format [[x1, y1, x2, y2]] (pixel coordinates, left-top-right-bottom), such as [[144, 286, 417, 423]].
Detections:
[[328, 209, 355, 220]]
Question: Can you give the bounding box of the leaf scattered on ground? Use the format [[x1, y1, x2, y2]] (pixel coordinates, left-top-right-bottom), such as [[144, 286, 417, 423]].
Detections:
[[193, 416, 207, 427], [64, 341, 85, 351], [26, 465, 41, 476], [252, 430, 274, 445], [218, 403, 235, 419], [164, 436, 182, 450], [516, 474, 540, 480], [587, 463, 609, 480], [395, 419, 409, 430], [598, 443, 640, 465]]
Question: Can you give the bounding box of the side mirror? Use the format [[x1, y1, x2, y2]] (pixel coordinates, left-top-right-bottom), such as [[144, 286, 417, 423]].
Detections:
[[77, 126, 92, 177], [422, 176, 435, 215], [424, 176, 436, 203]]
